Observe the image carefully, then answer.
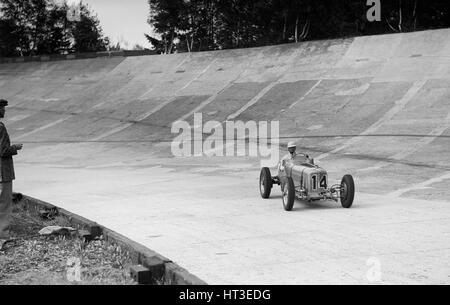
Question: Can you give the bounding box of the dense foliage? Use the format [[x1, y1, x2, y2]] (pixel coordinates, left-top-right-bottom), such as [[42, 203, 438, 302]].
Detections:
[[146, 0, 450, 53], [0, 0, 109, 57]]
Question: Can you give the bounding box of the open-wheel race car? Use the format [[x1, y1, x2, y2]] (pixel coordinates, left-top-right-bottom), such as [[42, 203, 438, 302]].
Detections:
[[259, 157, 355, 211]]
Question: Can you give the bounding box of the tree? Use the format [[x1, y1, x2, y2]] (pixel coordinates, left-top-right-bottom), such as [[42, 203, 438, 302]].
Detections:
[[0, 0, 47, 56], [0, 0, 109, 57], [71, 4, 108, 53], [146, 0, 450, 53], [0, 18, 20, 57], [36, 2, 72, 55], [146, 0, 186, 54]]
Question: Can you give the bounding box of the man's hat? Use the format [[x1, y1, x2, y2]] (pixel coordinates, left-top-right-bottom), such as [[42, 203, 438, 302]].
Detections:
[[287, 141, 297, 149], [0, 99, 8, 107]]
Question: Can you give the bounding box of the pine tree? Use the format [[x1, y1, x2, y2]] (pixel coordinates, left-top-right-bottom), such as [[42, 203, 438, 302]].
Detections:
[[0, 0, 109, 57]]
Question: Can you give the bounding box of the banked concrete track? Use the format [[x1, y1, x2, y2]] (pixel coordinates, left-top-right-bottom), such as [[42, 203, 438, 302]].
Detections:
[[1, 29, 450, 284]]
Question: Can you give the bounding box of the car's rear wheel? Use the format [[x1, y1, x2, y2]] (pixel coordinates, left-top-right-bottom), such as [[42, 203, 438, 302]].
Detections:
[[340, 175, 355, 208], [259, 167, 273, 199], [282, 177, 295, 211]]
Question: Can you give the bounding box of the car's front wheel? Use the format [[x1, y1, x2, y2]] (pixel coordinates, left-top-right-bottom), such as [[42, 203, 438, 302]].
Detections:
[[340, 175, 355, 208], [282, 177, 295, 211], [260, 167, 273, 199]]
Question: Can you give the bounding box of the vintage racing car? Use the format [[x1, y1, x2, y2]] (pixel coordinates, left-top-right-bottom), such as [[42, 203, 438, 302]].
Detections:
[[259, 158, 355, 211]]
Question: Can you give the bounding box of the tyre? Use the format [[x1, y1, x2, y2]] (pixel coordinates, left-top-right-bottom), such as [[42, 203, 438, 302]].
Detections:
[[282, 177, 295, 211], [340, 175, 355, 208], [259, 167, 273, 199]]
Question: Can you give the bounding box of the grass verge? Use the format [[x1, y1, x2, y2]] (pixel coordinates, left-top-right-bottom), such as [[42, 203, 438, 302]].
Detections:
[[0, 198, 136, 285]]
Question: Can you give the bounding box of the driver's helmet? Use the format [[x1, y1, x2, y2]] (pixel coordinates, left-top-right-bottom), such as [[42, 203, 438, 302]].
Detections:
[[287, 142, 297, 149]]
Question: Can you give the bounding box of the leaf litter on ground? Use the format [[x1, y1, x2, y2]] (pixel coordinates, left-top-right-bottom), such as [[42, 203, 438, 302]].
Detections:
[[0, 200, 136, 285]]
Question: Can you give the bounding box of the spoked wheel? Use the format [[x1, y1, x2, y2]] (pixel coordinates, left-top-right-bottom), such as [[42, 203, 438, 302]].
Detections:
[[282, 177, 295, 211], [340, 175, 355, 208], [259, 167, 273, 199]]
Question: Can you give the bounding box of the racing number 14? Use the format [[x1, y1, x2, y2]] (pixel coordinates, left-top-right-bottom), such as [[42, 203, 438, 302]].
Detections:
[[312, 175, 327, 190]]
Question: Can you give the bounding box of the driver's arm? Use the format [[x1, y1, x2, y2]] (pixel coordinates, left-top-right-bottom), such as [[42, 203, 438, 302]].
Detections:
[[279, 155, 288, 171]]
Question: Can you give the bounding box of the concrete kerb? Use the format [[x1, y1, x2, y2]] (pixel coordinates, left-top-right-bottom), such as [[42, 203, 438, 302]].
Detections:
[[17, 194, 207, 285]]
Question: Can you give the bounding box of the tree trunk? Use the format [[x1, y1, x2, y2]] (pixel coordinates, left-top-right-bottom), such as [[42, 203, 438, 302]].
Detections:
[[186, 35, 191, 52], [164, 35, 168, 54], [236, 21, 240, 47], [398, 0, 403, 32], [282, 12, 287, 41], [168, 31, 174, 54], [31, 26, 38, 56], [300, 18, 310, 40], [295, 15, 299, 43], [413, 0, 418, 30], [386, 18, 399, 32]]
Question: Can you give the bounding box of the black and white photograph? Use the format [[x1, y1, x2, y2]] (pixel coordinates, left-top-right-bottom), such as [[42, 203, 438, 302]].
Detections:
[[0, 0, 449, 291]]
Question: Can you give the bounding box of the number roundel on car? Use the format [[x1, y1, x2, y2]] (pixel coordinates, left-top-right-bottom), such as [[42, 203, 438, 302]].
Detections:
[[311, 174, 327, 190], [320, 175, 327, 189], [312, 175, 318, 190]]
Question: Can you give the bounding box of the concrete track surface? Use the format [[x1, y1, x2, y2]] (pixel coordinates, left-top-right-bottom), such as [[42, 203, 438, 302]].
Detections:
[[1, 29, 450, 284]]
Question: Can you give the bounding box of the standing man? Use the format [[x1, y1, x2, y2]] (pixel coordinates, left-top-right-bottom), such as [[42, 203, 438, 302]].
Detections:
[[0, 99, 23, 242]]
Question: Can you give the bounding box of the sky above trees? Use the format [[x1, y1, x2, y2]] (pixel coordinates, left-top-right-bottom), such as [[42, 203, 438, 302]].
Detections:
[[64, 0, 150, 49]]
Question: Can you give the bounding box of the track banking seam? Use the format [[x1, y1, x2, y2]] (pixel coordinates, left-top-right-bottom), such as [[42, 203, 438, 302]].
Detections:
[[388, 172, 450, 198], [226, 47, 303, 121], [16, 134, 450, 172], [8, 105, 172, 133], [6, 59, 126, 140], [357, 111, 450, 172], [288, 79, 322, 109], [91, 55, 218, 141], [9, 105, 449, 143], [88, 54, 194, 140], [14, 116, 73, 140], [94, 46, 288, 140], [226, 81, 280, 121], [178, 58, 218, 92], [391, 112, 450, 161], [174, 53, 258, 123], [137, 53, 192, 101], [16, 133, 450, 143], [85, 54, 192, 114], [315, 79, 428, 161]]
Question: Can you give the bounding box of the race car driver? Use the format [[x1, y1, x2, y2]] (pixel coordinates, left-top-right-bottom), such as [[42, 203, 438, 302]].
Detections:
[[280, 141, 313, 170]]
